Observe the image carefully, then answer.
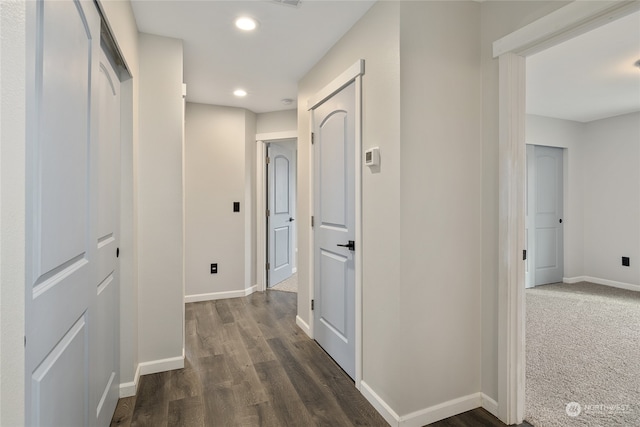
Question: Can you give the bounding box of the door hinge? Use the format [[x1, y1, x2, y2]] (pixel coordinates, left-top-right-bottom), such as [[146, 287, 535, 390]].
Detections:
[[266, 262, 270, 270], [266, 209, 270, 217], [266, 156, 271, 165], [311, 216, 314, 227], [24, 336, 26, 347], [523, 250, 527, 261], [311, 299, 314, 311], [311, 132, 315, 145]]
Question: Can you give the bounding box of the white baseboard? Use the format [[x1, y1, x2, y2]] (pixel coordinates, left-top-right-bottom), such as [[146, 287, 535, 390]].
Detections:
[[481, 393, 499, 418], [138, 355, 184, 376], [360, 381, 401, 427], [563, 276, 640, 292], [399, 393, 482, 426], [361, 381, 488, 427], [292, 267, 297, 274], [185, 285, 258, 303], [295, 315, 312, 338], [119, 364, 141, 398]]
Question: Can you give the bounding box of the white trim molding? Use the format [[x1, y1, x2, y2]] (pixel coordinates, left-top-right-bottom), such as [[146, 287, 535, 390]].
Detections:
[[295, 315, 312, 338], [307, 59, 365, 389], [184, 285, 257, 303], [481, 393, 499, 419], [497, 52, 526, 426], [361, 381, 488, 427], [255, 131, 298, 292], [493, 0, 640, 57], [563, 276, 640, 292], [138, 355, 184, 377], [119, 364, 141, 398], [360, 381, 401, 427], [307, 59, 364, 110]]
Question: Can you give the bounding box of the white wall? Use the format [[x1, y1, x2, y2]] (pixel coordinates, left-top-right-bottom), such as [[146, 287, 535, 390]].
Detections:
[[526, 112, 640, 288], [99, 0, 141, 393], [398, 0, 482, 413], [256, 109, 297, 134], [0, 1, 26, 424], [526, 114, 585, 279], [298, 0, 402, 416], [583, 112, 640, 286], [479, 0, 570, 402], [185, 103, 257, 299], [138, 33, 185, 366]]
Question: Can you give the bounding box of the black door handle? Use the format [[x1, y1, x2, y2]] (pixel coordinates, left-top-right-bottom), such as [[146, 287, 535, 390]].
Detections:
[[559, 219, 563, 224], [289, 217, 295, 222], [337, 240, 355, 251]]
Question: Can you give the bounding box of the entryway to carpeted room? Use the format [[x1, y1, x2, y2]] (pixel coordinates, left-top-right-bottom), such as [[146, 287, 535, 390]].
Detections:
[[525, 282, 640, 426]]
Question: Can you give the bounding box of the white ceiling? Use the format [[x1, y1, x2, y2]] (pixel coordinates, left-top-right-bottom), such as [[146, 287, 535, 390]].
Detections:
[[131, 0, 375, 113], [527, 11, 640, 123]]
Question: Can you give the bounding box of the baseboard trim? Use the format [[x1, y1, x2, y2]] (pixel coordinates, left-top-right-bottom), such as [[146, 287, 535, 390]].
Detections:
[[185, 285, 258, 303], [292, 267, 297, 274], [119, 364, 141, 398], [481, 393, 499, 419], [138, 355, 184, 376], [360, 381, 488, 427], [399, 393, 482, 426], [563, 276, 640, 292], [295, 315, 312, 338], [360, 381, 401, 427]]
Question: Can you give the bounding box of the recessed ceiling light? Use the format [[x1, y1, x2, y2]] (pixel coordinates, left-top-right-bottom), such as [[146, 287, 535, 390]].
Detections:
[[235, 17, 258, 31], [234, 89, 248, 97], [281, 98, 294, 105]]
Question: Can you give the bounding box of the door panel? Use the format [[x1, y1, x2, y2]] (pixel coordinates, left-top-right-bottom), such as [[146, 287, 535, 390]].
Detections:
[[27, 3, 99, 425], [313, 81, 356, 379], [31, 315, 88, 427], [268, 144, 295, 286], [26, 1, 120, 425], [93, 48, 121, 427]]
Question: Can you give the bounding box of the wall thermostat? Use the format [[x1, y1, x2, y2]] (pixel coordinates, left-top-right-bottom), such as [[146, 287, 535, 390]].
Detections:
[[365, 147, 380, 167]]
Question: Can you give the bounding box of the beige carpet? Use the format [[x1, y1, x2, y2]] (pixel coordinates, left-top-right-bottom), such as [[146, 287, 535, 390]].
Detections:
[[525, 282, 640, 426], [270, 272, 298, 293]]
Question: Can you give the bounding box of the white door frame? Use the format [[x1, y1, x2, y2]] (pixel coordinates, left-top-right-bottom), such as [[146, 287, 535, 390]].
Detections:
[[256, 131, 298, 293], [493, 1, 640, 424], [307, 59, 364, 389]]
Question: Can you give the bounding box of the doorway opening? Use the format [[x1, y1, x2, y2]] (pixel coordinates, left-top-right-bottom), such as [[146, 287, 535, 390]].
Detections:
[[495, 2, 640, 424], [255, 131, 298, 293], [265, 139, 298, 292]]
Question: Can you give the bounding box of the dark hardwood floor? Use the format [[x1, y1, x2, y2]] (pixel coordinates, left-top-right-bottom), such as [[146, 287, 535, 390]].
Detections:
[[110, 290, 531, 427], [426, 408, 533, 427]]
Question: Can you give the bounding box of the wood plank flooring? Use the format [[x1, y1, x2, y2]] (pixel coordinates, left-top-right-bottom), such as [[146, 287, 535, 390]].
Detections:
[[110, 290, 529, 427], [110, 290, 386, 427]]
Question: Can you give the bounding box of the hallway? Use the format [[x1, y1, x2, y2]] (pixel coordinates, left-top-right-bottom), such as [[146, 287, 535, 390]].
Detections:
[[110, 291, 387, 426]]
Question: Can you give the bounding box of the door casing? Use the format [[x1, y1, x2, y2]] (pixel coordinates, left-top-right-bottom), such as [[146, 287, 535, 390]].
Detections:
[[256, 131, 298, 293], [307, 60, 364, 389]]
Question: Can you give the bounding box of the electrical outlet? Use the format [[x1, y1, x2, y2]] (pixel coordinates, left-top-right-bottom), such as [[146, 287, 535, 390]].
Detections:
[[211, 263, 218, 274], [622, 257, 630, 267]]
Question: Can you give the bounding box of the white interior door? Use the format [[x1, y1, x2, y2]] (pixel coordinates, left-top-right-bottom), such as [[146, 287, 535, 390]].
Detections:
[[525, 144, 534, 288], [25, 1, 120, 425], [92, 47, 121, 427], [528, 145, 564, 286], [268, 143, 295, 286], [312, 81, 356, 379]]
